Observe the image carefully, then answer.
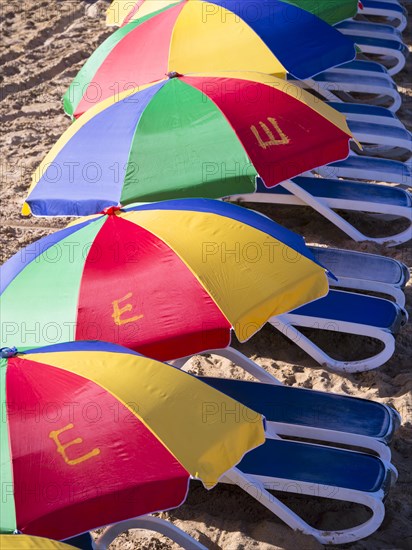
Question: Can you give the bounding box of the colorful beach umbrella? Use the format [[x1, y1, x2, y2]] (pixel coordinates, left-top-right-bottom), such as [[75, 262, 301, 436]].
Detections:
[[0, 535, 79, 549], [106, 0, 359, 28], [280, 0, 359, 25], [0, 341, 264, 540], [27, 73, 353, 216], [66, 0, 357, 118], [2, 199, 330, 359]]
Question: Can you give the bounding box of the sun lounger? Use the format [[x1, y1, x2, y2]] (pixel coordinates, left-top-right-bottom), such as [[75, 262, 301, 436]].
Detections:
[[324, 102, 412, 168], [316, 153, 412, 187], [306, 77, 401, 111], [350, 35, 408, 75], [323, 97, 412, 161], [328, 101, 403, 127], [72, 443, 398, 547], [92, 430, 397, 546], [94, 353, 399, 545], [360, 0, 407, 32], [175, 289, 407, 373], [95, 516, 207, 549], [294, 60, 401, 111], [199, 372, 400, 459], [229, 176, 412, 245], [337, 20, 407, 73], [308, 246, 409, 306], [223, 439, 397, 544], [336, 19, 403, 40], [347, 119, 411, 160], [272, 289, 407, 372]]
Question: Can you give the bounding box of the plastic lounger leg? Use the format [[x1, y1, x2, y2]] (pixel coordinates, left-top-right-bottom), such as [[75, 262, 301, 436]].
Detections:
[[95, 516, 207, 550], [374, 50, 406, 76], [315, 157, 412, 187], [361, 10, 407, 32], [302, 78, 401, 112], [280, 179, 412, 247], [270, 314, 395, 373], [223, 467, 386, 545], [170, 347, 281, 385]]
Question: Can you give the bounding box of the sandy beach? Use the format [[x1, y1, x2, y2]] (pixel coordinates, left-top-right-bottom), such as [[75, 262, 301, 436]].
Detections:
[[0, 1, 411, 548]]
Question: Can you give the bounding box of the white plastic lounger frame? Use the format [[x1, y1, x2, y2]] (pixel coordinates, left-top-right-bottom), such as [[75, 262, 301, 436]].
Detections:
[[172, 347, 280, 385], [271, 311, 396, 374], [95, 448, 396, 546], [336, 20, 403, 40], [95, 515, 207, 550], [337, 28, 406, 73], [172, 347, 398, 460], [282, 178, 412, 246], [308, 248, 408, 306], [231, 178, 412, 246], [301, 74, 401, 112], [223, 458, 396, 545], [318, 105, 411, 162], [355, 42, 406, 76], [349, 124, 411, 160], [329, 275, 407, 306], [360, 4, 407, 32]]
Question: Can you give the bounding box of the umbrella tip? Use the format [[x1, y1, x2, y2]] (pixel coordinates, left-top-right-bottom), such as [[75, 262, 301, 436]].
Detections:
[[1, 347, 18, 358], [167, 71, 182, 79], [100, 205, 123, 216]]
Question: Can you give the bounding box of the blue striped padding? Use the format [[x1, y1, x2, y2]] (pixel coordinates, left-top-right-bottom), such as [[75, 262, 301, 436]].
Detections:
[[347, 121, 411, 141], [200, 376, 393, 439], [350, 34, 408, 54], [238, 438, 387, 493], [255, 177, 412, 207], [290, 289, 402, 331], [308, 247, 409, 287], [336, 20, 403, 39], [336, 59, 390, 73], [312, 71, 397, 88], [327, 102, 398, 119], [208, 0, 356, 79], [328, 156, 412, 181], [362, 0, 407, 16]]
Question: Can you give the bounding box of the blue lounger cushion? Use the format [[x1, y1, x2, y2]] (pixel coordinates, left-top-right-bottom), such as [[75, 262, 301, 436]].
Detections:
[[321, 59, 391, 74], [312, 72, 398, 89], [327, 102, 398, 120], [337, 60, 394, 74], [347, 121, 411, 143], [63, 534, 94, 549], [255, 177, 412, 208], [238, 439, 389, 494], [336, 20, 403, 39], [327, 155, 412, 181], [290, 290, 404, 332], [308, 247, 409, 287], [350, 35, 409, 55], [200, 376, 396, 441], [362, 0, 407, 17]]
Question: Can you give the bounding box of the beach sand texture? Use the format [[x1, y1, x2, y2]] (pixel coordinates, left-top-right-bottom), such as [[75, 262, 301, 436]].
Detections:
[[0, 1, 411, 548]]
